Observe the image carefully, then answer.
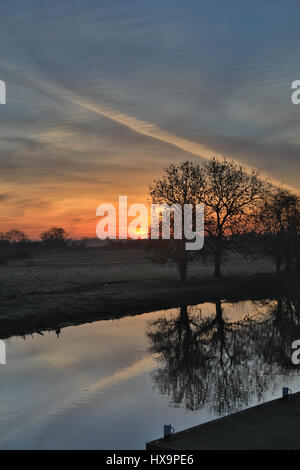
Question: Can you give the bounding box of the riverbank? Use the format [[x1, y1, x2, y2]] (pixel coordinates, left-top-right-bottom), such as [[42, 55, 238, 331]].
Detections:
[[146, 391, 300, 449], [0, 248, 299, 338]]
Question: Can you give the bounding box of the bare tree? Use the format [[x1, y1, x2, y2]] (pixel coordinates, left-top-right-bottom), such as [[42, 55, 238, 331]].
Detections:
[[254, 189, 300, 274], [200, 158, 267, 277], [40, 227, 67, 250], [146, 301, 287, 415], [5, 229, 28, 246], [148, 162, 205, 282], [149, 158, 267, 279]]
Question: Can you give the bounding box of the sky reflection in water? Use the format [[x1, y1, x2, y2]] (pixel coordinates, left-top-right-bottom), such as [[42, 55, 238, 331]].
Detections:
[[0, 298, 299, 449]]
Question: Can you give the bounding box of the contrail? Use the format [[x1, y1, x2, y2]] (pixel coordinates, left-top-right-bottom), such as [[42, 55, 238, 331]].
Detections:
[[63, 94, 299, 193], [0, 59, 226, 164], [68, 95, 221, 161], [0, 59, 297, 192], [0, 60, 221, 160]]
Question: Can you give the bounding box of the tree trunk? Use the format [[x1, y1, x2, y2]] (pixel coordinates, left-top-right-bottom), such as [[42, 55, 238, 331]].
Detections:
[[179, 261, 187, 282], [214, 300, 226, 367], [178, 239, 188, 282], [275, 254, 281, 275], [285, 257, 291, 273], [214, 247, 222, 277]]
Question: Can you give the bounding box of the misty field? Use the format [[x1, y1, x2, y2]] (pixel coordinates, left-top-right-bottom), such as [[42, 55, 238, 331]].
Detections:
[[1, 247, 275, 289], [0, 247, 297, 338]]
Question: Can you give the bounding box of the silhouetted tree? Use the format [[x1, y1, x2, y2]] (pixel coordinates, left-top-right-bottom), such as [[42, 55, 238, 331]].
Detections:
[[148, 162, 205, 282], [40, 227, 67, 250], [254, 189, 300, 274], [146, 299, 299, 415], [148, 158, 267, 279], [4, 229, 28, 246], [254, 297, 300, 367], [200, 158, 267, 277]]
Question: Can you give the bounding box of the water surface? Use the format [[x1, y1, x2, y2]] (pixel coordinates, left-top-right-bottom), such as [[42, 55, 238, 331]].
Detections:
[[0, 298, 299, 449]]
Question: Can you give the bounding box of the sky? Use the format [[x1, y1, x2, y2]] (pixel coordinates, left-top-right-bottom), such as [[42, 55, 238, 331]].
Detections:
[[0, 0, 300, 237]]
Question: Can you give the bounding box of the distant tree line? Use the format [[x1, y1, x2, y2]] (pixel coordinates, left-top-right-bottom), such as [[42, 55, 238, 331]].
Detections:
[[0, 227, 68, 248], [0, 227, 71, 263]]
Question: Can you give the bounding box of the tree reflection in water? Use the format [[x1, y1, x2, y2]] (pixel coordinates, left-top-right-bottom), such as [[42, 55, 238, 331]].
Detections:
[[146, 298, 300, 415]]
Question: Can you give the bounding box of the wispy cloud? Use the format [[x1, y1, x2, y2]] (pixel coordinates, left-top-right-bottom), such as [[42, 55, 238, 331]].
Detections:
[[0, 59, 222, 160], [1, 59, 297, 192]]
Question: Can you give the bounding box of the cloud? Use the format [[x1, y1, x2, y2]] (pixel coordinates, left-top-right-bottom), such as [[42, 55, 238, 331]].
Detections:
[[1, 58, 298, 193], [0, 0, 299, 238], [0, 59, 223, 161], [0, 193, 12, 202]]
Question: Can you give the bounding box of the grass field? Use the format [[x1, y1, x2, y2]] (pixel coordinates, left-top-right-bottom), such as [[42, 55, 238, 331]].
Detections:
[[0, 247, 298, 338]]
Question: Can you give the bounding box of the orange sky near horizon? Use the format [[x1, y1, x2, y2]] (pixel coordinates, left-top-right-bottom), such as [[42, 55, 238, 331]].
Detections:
[[0, 190, 153, 239], [1, 3, 300, 239]]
